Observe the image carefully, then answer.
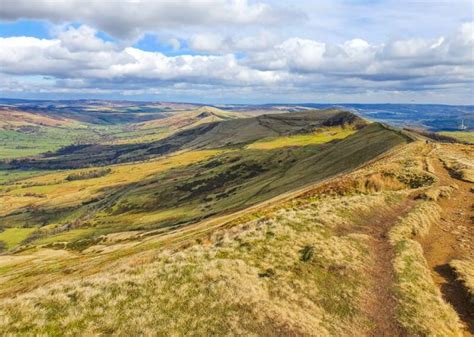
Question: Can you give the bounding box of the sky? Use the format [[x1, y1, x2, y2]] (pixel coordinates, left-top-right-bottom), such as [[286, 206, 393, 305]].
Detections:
[[0, 0, 473, 104]]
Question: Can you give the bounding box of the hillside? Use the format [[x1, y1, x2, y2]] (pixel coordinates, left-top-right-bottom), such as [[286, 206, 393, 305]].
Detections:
[[0, 103, 472, 336], [0, 104, 245, 160], [3, 109, 368, 169], [107, 106, 249, 145], [0, 137, 472, 336], [0, 111, 410, 243]]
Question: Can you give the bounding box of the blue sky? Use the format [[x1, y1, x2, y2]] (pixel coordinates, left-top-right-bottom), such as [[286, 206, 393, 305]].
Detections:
[[0, 0, 473, 104]]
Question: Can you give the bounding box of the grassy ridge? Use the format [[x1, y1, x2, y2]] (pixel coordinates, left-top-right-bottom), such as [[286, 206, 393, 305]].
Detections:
[[3, 109, 366, 169], [0, 140, 451, 336], [0, 123, 409, 250]]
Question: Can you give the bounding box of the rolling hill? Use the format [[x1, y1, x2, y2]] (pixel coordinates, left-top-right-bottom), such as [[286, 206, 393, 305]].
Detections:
[[0, 104, 246, 160], [2, 109, 369, 169], [0, 101, 472, 336], [0, 109, 411, 240]]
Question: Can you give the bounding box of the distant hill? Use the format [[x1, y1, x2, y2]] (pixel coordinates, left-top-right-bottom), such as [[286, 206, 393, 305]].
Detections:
[[136, 106, 247, 132], [2, 98, 472, 130], [222, 103, 474, 131], [0, 99, 202, 125], [4, 109, 369, 169]]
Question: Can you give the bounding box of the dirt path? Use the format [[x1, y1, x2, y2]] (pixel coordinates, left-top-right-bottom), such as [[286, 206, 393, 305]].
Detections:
[[420, 153, 474, 335], [358, 199, 415, 337]]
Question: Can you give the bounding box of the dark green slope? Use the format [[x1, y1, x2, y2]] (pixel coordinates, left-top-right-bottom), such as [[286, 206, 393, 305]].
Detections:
[[0, 122, 409, 234], [108, 122, 409, 226], [3, 109, 366, 169]]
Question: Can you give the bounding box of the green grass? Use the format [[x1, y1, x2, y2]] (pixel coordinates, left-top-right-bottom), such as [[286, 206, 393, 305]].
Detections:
[[0, 123, 409, 246], [0, 127, 102, 159], [0, 169, 49, 184], [0, 228, 36, 250], [35, 228, 97, 245], [438, 131, 474, 144], [246, 126, 356, 149]]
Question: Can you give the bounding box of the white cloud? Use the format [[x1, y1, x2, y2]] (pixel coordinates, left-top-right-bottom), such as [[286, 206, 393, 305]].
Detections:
[[0, 22, 472, 104], [189, 34, 225, 52], [56, 25, 115, 52], [0, 0, 296, 39], [0, 26, 281, 87]]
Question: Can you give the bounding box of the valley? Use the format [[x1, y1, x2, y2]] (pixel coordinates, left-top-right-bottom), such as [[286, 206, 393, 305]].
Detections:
[[0, 100, 472, 336]]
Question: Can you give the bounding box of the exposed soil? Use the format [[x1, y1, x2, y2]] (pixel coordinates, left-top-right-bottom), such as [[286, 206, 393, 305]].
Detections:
[[419, 150, 474, 336], [358, 199, 415, 337]]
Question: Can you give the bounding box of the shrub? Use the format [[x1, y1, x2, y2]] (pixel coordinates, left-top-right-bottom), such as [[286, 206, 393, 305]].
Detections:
[[300, 245, 314, 262], [65, 168, 111, 181]]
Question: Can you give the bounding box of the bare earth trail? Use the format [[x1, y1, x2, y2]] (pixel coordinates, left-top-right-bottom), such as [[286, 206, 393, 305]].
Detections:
[[420, 151, 474, 336], [357, 199, 415, 337]]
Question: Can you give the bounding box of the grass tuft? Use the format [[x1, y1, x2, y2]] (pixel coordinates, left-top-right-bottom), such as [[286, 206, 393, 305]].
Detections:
[[389, 200, 462, 336]]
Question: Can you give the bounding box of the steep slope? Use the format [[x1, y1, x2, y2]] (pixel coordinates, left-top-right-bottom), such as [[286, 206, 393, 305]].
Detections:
[[1, 140, 471, 336], [3, 109, 368, 169], [0, 121, 410, 251]]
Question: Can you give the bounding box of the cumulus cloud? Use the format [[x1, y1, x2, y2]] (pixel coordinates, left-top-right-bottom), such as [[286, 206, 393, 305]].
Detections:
[[0, 0, 297, 39], [0, 25, 281, 87], [0, 22, 472, 103], [56, 25, 116, 52], [247, 22, 473, 85]]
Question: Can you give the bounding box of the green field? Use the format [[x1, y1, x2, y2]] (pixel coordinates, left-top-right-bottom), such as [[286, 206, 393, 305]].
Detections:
[[0, 127, 102, 159], [0, 227, 36, 250], [247, 126, 356, 149], [439, 131, 474, 144]]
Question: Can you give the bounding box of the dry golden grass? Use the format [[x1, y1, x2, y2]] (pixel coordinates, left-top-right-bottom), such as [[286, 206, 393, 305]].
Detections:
[[389, 200, 462, 336], [416, 185, 456, 201], [450, 259, 474, 300], [389, 201, 441, 242], [0, 190, 397, 336], [438, 144, 474, 183], [0, 140, 469, 336]]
